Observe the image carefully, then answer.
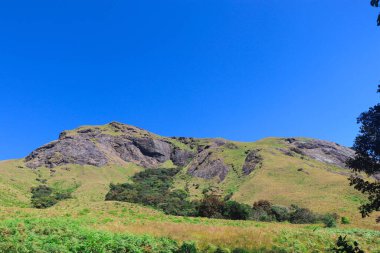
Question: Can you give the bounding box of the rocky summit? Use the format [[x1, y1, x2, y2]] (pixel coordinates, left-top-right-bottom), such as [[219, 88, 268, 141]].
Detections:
[[25, 122, 355, 182]]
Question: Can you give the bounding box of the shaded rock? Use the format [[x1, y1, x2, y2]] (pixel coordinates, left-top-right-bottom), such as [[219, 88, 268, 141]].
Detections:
[[25, 137, 108, 169], [131, 137, 171, 162], [242, 149, 262, 175], [187, 150, 229, 181], [170, 148, 194, 167]]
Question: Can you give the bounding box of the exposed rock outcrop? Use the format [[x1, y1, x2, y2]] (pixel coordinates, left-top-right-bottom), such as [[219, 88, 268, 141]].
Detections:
[[242, 149, 262, 175], [24, 122, 356, 185], [187, 150, 229, 181], [25, 122, 195, 169], [283, 138, 355, 168]]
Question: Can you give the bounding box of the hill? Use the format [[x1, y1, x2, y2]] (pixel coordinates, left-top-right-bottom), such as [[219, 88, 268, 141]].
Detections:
[[0, 122, 379, 252]]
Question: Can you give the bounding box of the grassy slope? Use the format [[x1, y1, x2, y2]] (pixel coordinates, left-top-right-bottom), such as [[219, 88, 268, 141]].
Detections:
[[0, 134, 379, 251], [174, 138, 379, 228]]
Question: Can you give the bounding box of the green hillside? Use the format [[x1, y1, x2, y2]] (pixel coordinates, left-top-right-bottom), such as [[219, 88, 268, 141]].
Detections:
[[0, 123, 379, 252]]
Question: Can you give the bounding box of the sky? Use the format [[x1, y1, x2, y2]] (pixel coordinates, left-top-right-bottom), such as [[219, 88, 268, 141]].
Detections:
[[0, 0, 379, 160]]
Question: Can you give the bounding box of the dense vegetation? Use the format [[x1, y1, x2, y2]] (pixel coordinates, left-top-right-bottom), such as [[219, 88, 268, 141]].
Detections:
[[106, 168, 338, 226], [0, 218, 373, 253], [106, 168, 198, 216], [31, 185, 72, 209], [347, 85, 380, 222], [0, 218, 178, 253]]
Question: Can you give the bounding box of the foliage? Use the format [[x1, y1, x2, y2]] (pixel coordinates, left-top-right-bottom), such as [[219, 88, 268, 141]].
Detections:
[[106, 168, 197, 216], [106, 169, 253, 220], [332, 236, 364, 253], [370, 0, 380, 26], [321, 213, 338, 228], [270, 205, 290, 222], [196, 194, 225, 219], [0, 218, 179, 253], [251, 201, 338, 225], [288, 205, 318, 224], [341, 216, 350, 225], [31, 185, 71, 209], [177, 241, 198, 253], [222, 201, 251, 220], [347, 85, 380, 221], [251, 200, 276, 222]]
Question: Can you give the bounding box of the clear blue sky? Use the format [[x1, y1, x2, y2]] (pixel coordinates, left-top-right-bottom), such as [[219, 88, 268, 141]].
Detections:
[[0, 0, 379, 160]]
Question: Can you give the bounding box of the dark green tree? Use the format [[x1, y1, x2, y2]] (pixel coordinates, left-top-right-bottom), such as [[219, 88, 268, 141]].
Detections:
[[332, 236, 364, 253], [370, 0, 380, 26], [346, 85, 380, 222]]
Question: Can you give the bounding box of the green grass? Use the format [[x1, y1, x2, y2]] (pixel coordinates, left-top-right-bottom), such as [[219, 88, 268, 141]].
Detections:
[[0, 218, 178, 253]]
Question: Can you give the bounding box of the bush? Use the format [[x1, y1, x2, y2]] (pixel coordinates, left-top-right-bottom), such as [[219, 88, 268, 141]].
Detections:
[[223, 201, 251, 220], [289, 205, 317, 224], [31, 185, 72, 209], [332, 236, 364, 253], [106, 168, 198, 216], [215, 247, 230, 253], [341, 216, 350, 224], [178, 241, 198, 253], [31, 195, 58, 209], [251, 200, 276, 221], [322, 213, 338, 228], [253, 200, 272, 213], [197, 194, 225, 218], [271, 205, 290, 222]]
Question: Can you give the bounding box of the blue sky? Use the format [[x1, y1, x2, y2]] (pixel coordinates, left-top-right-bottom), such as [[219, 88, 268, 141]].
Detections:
[[0, 0, 379, 159]]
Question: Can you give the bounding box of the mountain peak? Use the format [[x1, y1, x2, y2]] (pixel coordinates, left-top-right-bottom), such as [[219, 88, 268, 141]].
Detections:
[[24, 122, 355, 183]]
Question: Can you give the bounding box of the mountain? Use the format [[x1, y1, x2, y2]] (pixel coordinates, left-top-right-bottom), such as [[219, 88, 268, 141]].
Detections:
[[1, 122, 379, 252], [5, 121, 364, 213], [25, 121, 354, 172]]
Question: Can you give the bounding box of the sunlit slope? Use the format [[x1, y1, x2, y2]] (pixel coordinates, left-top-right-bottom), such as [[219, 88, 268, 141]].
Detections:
[[0, 159, 143, 207], [173, 138, 378, 227]]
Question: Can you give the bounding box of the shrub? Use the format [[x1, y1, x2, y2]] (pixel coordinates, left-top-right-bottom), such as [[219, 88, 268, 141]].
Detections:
[[251, 200, 276, 221], [332, 236, 364, 253], [197, 194, 225, 218], [253, 200, 272, 213], [31, 185, 72, 209], [271, 205, 290, 222], [341, 216, 350, 224], [289, 205, 317, 224], [31, 195, 58, 209], [106, 168, 198, 216], [178, 241, 198, 253], [223, 201, 251, 220], [215, 247, 230, 253], [322, 213, 338, 228]]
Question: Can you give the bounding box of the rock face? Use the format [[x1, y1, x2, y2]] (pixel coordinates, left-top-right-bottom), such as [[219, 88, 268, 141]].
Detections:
[[25, 122, 195, 169], [284, 138, 355, 168], [187, 150, 229, 181], [242, 149, 262, 175], [24, 122, 356, 183]]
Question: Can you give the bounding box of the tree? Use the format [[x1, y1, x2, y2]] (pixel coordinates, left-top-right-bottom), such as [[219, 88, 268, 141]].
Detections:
[[196, 194, 224, 218], [370, 0, 380, 26], [223, 201, 251, 220], [346, 85, 380, 222], [332, 236, 364, 253]]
